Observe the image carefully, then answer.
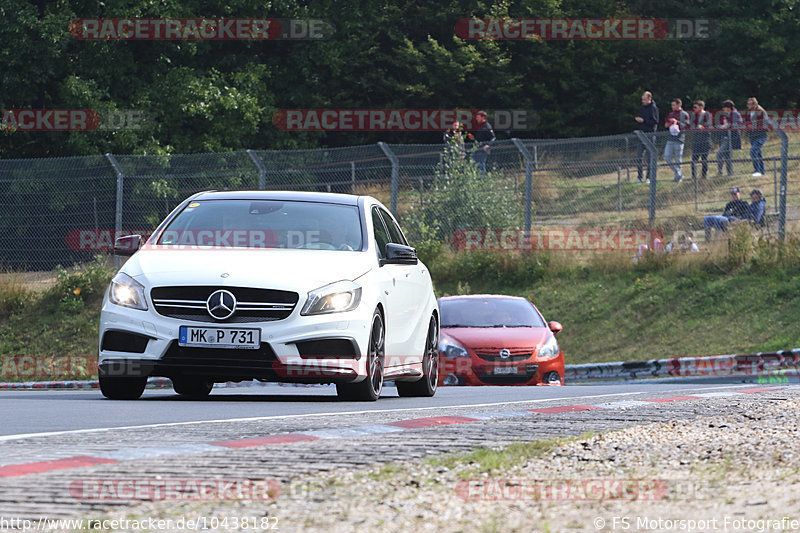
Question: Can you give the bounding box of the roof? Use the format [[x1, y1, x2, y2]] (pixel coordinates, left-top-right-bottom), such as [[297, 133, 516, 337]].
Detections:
[[438, 294, 529, 301], [193, 190, 361, 205]]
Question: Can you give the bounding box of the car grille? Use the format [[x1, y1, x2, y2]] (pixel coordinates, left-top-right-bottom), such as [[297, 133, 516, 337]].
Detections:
[[477, 372, 537, 385], [474, 348, 534, 362], [151, 286, 298, 323]]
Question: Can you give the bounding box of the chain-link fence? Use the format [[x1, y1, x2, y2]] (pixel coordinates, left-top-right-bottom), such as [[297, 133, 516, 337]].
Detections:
[[1, 131, 798, 270]]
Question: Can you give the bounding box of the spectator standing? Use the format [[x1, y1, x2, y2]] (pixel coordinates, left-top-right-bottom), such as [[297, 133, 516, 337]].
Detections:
[[664, 98, 690, 182], [471, 110, 495, 177], [690, 100, 712, 180], [443, 120, 471, 161], [703, 186, 751, 241], [746, 97, 769, 177], [716, 100, 743, 176], [635, 91, 659, 183]]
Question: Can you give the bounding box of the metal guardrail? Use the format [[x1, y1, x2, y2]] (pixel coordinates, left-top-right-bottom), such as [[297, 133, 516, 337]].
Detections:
[[565, 349, 800, 382]]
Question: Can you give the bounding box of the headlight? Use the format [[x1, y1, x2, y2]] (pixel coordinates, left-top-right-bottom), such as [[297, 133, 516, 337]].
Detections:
[[538, 336, 560, 359], [301, 280, 362, 315], [439, 336, 469, 358], [108, 272, 148, 311]]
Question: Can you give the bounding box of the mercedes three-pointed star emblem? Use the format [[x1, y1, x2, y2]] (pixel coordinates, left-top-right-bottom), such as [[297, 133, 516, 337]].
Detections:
[[206, 289, 236, 320]]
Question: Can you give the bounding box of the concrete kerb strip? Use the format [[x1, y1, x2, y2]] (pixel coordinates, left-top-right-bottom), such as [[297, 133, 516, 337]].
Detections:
[[0, 386, 790, 480]]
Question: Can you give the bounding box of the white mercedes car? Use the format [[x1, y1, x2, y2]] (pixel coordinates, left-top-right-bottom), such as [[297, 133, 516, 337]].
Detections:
[[98, 191, 439, 401]]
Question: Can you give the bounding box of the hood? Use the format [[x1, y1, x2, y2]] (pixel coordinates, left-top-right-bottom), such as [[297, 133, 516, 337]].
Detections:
[[120, 247, 373, 291], [441, 326, 551, 349]]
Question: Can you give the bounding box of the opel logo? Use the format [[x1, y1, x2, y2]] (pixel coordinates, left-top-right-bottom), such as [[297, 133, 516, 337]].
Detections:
[[499, 349, 511, 359], [207, 289, 236, 320]]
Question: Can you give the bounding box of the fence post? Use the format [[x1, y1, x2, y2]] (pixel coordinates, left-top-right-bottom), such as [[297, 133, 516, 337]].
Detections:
[[246, 150, 266, 189], [634, 131, 658, 228], [512, 138, 533, 233], [773, 159, 778, 214], [377, 142, 399, 215], [617, 167, 622, 212], [778, 131, 788, 240], [105, 153, 124, 267], [351, 161, 356, 186]]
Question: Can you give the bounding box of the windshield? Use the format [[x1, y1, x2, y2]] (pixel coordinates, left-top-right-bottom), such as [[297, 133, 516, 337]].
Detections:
[[157, 199, 363, 250], [440, 298, 546, 328]]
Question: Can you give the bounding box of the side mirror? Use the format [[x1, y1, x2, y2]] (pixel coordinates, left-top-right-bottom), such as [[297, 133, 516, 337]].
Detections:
[[382, 243, 418, 265], [114, 235, 142, 256], [549, 321, 563, 335]]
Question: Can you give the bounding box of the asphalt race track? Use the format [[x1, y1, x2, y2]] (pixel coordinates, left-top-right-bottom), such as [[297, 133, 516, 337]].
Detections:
[[0, 382, 762, 437]]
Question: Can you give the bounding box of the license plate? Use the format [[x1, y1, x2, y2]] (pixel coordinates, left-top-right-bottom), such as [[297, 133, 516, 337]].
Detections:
[[493, 366, 518, 375], [179, 326, 260, 349]]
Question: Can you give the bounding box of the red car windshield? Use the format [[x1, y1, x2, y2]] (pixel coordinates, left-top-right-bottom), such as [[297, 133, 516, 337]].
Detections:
[[440, 298, 546, 328]]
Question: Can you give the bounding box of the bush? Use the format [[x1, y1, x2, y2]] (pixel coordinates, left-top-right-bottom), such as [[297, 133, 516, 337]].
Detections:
[[44, 256, 115, 311], [404, 137, 523, 252]]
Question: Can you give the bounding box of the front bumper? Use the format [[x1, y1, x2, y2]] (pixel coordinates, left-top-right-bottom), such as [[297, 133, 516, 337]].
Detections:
[[99, 300, 373, 384], [438, 354, 564, 386]]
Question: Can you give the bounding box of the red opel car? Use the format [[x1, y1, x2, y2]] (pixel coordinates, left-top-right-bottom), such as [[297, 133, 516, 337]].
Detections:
[[437, 295, 565, 386]]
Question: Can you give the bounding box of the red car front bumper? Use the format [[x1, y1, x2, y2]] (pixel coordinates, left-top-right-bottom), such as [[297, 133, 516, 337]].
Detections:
[[438, 352, 565, 386]]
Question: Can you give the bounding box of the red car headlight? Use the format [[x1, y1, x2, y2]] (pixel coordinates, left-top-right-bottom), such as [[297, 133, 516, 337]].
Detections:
[[537, 336, 560, 359], [439, 336, 469, 358]]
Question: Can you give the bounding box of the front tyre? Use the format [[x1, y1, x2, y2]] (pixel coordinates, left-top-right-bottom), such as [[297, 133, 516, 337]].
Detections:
[[336, 309, 385, 401], [99, 375, 147, 400], [397, 315, 438, 398]]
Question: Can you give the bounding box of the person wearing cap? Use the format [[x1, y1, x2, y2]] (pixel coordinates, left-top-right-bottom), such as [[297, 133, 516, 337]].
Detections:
[[746, 98, 769, 177], [664, 98, 690, 182], [715, 100, 743, 176], [703, 186, 751, 241], [471, 110, 495, 177]]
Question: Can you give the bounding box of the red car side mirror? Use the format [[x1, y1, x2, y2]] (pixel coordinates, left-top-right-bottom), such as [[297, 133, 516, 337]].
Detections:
[[549, 321, 563, 335]]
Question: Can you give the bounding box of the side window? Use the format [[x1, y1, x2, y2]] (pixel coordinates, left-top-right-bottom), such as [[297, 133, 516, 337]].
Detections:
[[379, 209, 408, 245], [371, 208, 390, 259]]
